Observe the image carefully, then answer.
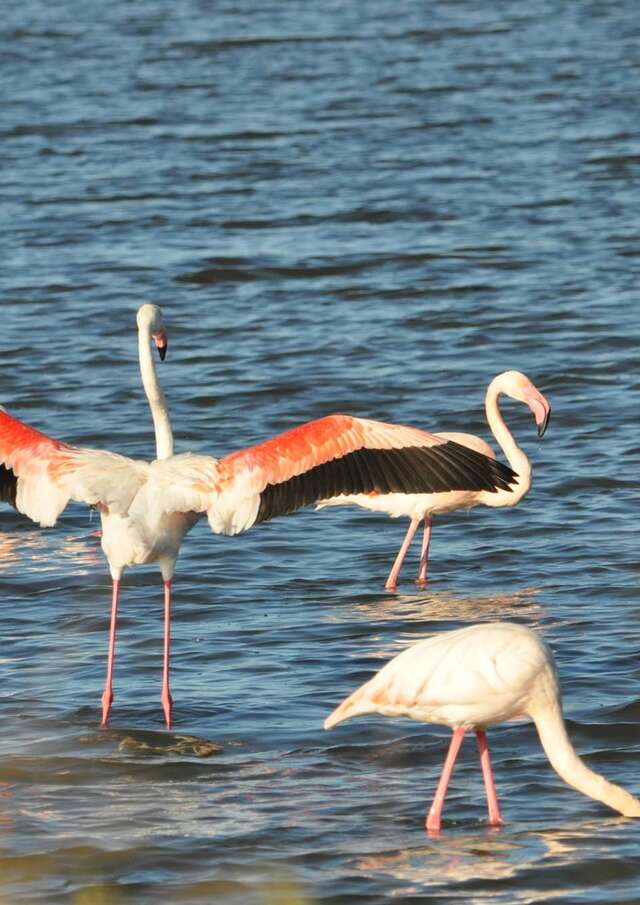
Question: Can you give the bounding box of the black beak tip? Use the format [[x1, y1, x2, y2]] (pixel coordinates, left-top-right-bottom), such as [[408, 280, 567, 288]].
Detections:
[[158, 344, 167, 362], [537, 411, 550, 438]]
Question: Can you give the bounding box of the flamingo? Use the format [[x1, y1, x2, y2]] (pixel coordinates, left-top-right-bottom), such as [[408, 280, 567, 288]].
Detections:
[[0, 305, 517, 729], [317, 370, 551, 590], [325, 622, 640, 833]]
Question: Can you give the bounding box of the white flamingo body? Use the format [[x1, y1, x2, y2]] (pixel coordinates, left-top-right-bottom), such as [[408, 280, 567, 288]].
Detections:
[[318, 488, 477, 521], [99, 498, 198, 578], [325, 623, 640, 832], [327, 623, 549, 729], [0, 306, 520, 728], [318, 371, 549, 589]]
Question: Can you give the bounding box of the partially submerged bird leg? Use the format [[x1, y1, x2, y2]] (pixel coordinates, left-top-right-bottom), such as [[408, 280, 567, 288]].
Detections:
[[100, 579, 120, 728], [101, 578, 173, 730], [426, 727, 465, 834], [385, 518, 420, 591], [476, 729, 503, 827], [385, 514, 433, 591], [161, 580, 173, 730], [416, 515, 433, 587], [426, 728, 503, 834]]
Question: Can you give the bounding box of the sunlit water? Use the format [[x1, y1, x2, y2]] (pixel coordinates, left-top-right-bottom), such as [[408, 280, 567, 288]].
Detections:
[[1, 1, 639, 903]]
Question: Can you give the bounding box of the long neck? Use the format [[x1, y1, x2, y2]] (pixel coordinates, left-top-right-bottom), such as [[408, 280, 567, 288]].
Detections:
[[138, 326, 174, 460], [531, 695, 640, 818], [485, 379, 531, 503]]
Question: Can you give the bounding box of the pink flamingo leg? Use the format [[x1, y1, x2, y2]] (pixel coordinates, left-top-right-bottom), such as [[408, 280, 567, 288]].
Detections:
[[416, 516, 433, 587], [161, 580, 173, 730], [476, 730, 503, 826], [100, 579, 121, 728], [385, 518, 420, 591], [426, 727, 465, 834]]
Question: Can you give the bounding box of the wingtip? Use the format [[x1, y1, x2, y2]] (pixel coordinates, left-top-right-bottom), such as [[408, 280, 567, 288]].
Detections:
[[324, 693, 366, 730], [324, 704, 343, 730], [324, 710, 341, 731]]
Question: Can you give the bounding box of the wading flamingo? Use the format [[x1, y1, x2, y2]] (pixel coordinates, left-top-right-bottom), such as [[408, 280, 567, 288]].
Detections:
[[325, 622, 640, 833], [0, 305, 516, 729], [318, 370, 550, 590]]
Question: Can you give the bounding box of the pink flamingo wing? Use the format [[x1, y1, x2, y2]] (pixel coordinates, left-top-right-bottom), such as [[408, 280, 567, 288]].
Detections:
[[201, 414, 517, 535], [0, 408, 147, 526], [218, 415, 453, 487]]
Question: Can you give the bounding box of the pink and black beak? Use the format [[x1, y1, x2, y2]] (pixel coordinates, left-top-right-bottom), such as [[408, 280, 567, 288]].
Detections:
[[524, 385, 551, 438], [153, 330, 168, 361]]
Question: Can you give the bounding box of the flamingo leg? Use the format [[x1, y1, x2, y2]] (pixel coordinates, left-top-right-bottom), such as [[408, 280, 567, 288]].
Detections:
[[416, 516, 433, 587], [385, 518, 420, 591], [476, 730, 503, 826], [426, 727, 465, 834], [161, 580, 173, 730], [100, 578, 121, 728]]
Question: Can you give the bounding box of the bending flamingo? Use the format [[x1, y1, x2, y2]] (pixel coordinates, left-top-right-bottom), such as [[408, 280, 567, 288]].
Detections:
[[0, 305, 516, 729], [325, 622, 640, 833], [317, 370, 551, 590]]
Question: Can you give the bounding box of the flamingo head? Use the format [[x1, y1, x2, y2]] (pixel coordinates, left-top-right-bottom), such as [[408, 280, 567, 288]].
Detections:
[[496, 371, 551, 438], [136, 304, 168, 361]]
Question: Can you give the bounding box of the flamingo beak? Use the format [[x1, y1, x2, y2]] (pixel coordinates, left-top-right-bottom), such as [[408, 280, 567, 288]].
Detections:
[[153, 331, 168, 361], [524, 385, 551, 438]]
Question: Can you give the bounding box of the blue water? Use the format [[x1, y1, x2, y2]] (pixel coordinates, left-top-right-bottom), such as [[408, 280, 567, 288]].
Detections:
[[1, 1, 639, 902]]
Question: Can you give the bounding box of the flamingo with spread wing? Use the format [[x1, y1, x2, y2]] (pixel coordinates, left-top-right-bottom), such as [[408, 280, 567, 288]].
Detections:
[[318, 370, 550, 590], [0, 305, 517, 728]]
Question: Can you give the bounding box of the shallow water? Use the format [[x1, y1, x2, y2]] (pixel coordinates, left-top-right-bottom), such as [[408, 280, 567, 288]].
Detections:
[[1, 1, 639, 903]]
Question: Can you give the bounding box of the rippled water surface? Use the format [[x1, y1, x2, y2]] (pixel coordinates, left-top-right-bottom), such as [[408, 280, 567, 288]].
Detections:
[[1, 1, 639, 903]]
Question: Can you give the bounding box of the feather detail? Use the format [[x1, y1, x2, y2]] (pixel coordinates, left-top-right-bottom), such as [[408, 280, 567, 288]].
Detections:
[[171, 414, 518, 536], [0, 408, 148, 526]]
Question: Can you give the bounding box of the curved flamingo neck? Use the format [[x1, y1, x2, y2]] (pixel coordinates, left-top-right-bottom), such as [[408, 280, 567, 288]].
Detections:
[[138, 324, 174, 460], [485, 378, 531, 503], [530, 693, 640, 817]]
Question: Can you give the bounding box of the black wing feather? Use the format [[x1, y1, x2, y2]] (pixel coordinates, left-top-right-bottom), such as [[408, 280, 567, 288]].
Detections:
[[0, 464, 17, 508], [255, 441, 517, 526]]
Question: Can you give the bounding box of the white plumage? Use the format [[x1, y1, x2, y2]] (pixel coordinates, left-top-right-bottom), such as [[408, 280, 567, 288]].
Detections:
[[326, 623, 640, 832]]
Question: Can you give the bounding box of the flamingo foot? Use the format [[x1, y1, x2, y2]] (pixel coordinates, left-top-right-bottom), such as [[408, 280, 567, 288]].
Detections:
[[100, 688, 113, 728], [161, 687, 173, 731]]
